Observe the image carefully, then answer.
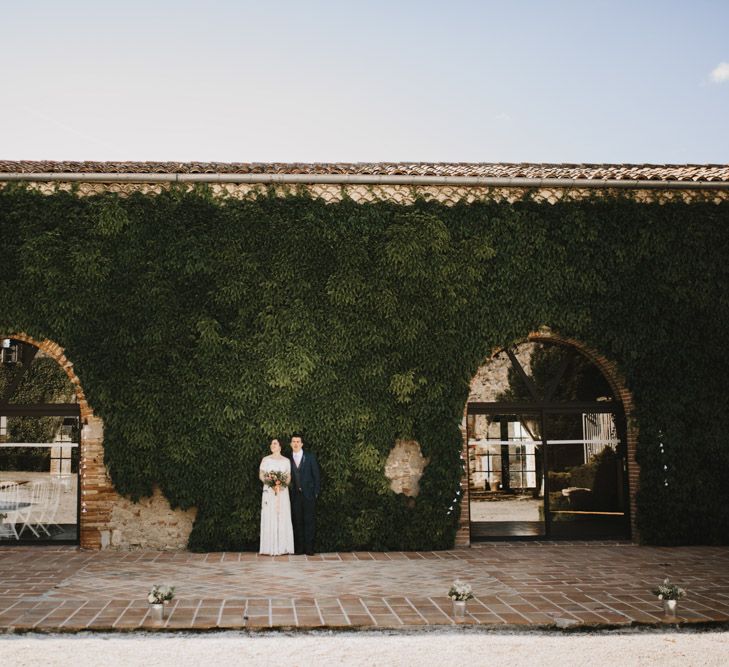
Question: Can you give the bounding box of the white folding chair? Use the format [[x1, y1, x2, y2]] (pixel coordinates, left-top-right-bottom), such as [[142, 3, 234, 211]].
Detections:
[[38, 479, 63, 534], [0, 482, 21, 540], [18, 481, 51, 538]]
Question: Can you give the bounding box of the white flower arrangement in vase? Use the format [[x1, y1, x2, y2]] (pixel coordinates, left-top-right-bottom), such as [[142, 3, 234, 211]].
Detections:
[[652, 578, 685, 616], [147, 584, 175, 620], [148, 584, 176, 605], [448, 580, 474, 621], [448, 580, 474, 602]]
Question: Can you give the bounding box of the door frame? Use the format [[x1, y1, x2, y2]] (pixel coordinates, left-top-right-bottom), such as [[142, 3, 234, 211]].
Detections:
[[0, 338, 81, 545], [467, 400, 629, 541]]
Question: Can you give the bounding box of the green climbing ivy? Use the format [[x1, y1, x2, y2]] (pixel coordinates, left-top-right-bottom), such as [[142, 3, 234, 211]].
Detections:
[[1, 183, 727, 548]]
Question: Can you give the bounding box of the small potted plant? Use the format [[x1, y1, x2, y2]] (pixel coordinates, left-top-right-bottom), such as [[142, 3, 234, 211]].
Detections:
[[652, 578, 685, 616], [147, 584, 175, 621], [448, 580, 474, 621]]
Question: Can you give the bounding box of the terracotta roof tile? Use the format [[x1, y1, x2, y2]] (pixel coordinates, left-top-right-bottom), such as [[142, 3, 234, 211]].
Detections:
[[0, 161, 727, 183]]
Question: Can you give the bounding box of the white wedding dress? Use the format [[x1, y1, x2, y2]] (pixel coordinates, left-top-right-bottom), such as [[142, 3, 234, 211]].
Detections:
[[259, 456, 295, 555]]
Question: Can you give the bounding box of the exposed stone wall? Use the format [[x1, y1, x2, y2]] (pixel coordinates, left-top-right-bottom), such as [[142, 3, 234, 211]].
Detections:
[[468, 345, 532, 400], [384, 439, 429, 497], [106, 486, 196, 550]]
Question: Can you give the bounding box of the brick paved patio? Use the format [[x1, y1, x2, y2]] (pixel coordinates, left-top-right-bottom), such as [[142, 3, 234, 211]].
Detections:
[[1, 542, 728, 632]]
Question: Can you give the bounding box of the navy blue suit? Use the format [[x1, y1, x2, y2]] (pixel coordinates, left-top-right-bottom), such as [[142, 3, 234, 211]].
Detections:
[[288, 451, 320, 554]]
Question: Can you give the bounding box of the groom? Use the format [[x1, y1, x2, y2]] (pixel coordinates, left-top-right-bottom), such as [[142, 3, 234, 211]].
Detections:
[[288, 434, 320, 556]]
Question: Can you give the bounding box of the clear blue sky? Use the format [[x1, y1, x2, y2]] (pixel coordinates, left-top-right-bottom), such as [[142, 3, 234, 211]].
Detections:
[[1, 1, 727, 163]]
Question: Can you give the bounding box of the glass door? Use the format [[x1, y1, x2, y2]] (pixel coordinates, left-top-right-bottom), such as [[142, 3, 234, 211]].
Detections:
[[543, 410, 628, 539], [0, 415, 80, 543], [467, 339, 630, 541], [468, 411, 545, 538]]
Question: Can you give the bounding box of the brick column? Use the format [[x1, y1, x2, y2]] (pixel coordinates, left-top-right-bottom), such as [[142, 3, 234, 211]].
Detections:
[[454, 415, 471, 546]]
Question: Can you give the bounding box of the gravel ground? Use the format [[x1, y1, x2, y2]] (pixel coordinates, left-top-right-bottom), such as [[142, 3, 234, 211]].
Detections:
[[1, 630, 728, 666]]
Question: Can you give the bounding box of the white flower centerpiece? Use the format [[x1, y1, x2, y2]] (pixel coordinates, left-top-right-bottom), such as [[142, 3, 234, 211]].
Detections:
[[147, 584, 175, 621], [448, 580, 474, 621], [652, 578, 685, 617]]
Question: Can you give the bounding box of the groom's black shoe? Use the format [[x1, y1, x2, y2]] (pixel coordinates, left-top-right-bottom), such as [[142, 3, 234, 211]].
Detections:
[[305, 549, 315, 556]]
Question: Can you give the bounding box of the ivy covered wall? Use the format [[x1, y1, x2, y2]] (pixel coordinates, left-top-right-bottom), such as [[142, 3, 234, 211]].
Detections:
[[1, 184, 727, 549]]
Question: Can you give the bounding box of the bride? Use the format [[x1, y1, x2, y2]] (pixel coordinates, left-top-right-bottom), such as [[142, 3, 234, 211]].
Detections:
[[259, 438, 294, 555]]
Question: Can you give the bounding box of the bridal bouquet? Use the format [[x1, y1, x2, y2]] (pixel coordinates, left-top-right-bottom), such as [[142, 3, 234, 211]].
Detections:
[[264, 470, 289, 492]]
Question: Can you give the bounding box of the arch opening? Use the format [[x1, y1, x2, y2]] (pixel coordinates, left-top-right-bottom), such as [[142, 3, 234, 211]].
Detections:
[[463, 335, 633, 542], [0, 336, 81, 544]]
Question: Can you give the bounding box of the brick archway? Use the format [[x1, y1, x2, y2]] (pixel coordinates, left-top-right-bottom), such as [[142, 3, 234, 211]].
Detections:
[[3, 333, 112, 549], [456, 330, 639, 546]]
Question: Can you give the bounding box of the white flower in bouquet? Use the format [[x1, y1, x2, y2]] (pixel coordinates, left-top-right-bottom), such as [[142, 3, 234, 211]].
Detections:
[[448, 579, 474, 601], [148, 584, 176, 604]]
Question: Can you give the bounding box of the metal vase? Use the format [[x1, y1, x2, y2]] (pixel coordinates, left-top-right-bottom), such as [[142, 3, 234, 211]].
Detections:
[[452, 600, 467, 621], [150, 603, 165, 621], [663, 599, 678, 617]]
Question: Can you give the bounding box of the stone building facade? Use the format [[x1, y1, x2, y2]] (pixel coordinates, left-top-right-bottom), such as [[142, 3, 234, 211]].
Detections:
[[2, 161, 727, 549]]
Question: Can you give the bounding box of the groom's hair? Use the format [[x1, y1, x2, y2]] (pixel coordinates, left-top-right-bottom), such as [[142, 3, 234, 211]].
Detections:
[[290, 432, 303, 441]]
